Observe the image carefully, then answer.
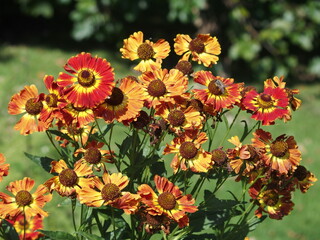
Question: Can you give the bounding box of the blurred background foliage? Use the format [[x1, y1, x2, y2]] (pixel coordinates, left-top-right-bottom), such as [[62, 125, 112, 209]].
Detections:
[[1, 0, 320, 84]]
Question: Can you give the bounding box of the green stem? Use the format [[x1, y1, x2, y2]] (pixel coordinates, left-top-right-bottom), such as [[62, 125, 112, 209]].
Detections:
[[219, 108, 241, 147], [23, 210, 26, 240], [111, 207, 116, 240], [240, 120, 260, 142], [93, 210, 104, 237], [45, 130, 62, 157], [71, 199, 79, 240]]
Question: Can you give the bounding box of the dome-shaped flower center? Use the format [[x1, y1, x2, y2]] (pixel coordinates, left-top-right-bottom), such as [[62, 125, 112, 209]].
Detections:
[[15, 190, 33, 206], [262, 190, 279, 207], [208, 80, 225, 95], [101, 183, 121, 201], [187, 99, 203, 112], [293, 165, 308, 181], [158, 192, 176, 210], [78, 69, 96, 87], [84, 147, 102, 164], [179, 141, 198, 159], [247, 145, 259, 162], [25, 98, 43, 115], [175, 60, 193, 75], [147, 80, 167, 97], [145, 213, 163, 228], [45, 93, 58, 107], [257, 93, 273, 108], [189, 38, 205, 53], [167, 110, 185, 127], [137, 43, 154, 60], [211, 149, 227, 165], [59, 169, 78, 187], [67, 124, 84, 136], [270, 140, 288, 157], [105, 87, 124, 106], [132, 110, 150, 129]]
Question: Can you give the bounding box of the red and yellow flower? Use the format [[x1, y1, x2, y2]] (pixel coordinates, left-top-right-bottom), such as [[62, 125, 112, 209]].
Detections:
[[242, 85, 289, 125], [8, 85, 50, 135], [57, 52, 115, 108], [193, 71, 243, 112], [174, 34, 221, 67], [252, 129, 301, 175], [79, 172, 140, 214], [0, 177, 52, 219], [60, 103, 95, 128], [44, 159, 94, 197], [95, 76, 147, 124], [139, 68, 188, 109], [138, 175, 198, 227], [0, 153, 9, 182], [120, 31, 170, 72], [163, 130, 213, 173]]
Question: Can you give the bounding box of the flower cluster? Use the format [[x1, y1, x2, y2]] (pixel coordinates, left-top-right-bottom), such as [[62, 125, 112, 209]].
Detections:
[[1, 31, 316, 239]]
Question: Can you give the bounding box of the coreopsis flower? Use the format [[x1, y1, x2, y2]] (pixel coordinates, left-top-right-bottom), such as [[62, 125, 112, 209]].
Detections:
[[0, 177, 52, 219], [95, 76, 146, 124], [264, 76, 302, 122], [156, 103, 204, 134], [163, 130, 213, 173], [242, 85, 289, 125], [249, 180, 294, 220], [138, 175, 198, 227], [0, 153, 9, 182], [75, 141, 114, 171], [292, 165, 317, 193], [44, 159, 94, 197], [252, 129, 301, 175], [40, 75, 67, 124], [8, 85, 50, 135], [193, 71, 243, 112], [7, 213, 43, 240], [139, 68, 188, 109], [174, 34, 221, 67], [120, 31, 170, 72], [78, 172, 140, 214], [57, 52, 115, 108]]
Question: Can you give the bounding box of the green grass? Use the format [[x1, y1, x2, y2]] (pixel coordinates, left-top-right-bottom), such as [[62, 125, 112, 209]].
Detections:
[[0, 44, 319, 239]]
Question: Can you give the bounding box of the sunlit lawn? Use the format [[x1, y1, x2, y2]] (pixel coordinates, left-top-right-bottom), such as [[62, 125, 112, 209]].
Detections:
[[0, 44, 319, 239]]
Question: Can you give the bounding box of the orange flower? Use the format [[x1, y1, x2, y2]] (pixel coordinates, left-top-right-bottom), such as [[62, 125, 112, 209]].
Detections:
[[138, 175, 198, 227], [78, 172, 140, 214], [95, 76, 146, 123], [252, 129, 301, 175], [0, 153, 9, 182], [0, 177, 52, 219], [163, 130, 213, 173], [193, 71, 243, 112], [57, 52, 115, 108], [139, 68, 188, 109], [8, 85, 49, 135], [44, 159, 94, 197], [120, 31, 170, 72], [174, 34, 221, 67], [60, 103, 95, 128], [7, 213, 44, 240]]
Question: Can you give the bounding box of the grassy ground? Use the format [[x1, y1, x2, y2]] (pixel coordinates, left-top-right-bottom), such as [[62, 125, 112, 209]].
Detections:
[[0, 44, 319, 239]]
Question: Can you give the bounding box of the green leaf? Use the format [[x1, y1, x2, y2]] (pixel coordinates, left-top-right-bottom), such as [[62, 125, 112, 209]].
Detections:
[[38, 230, 76, 240], [24, 152, 54, 173], [0, 219, 20, 240], [240, 120, 249, 142], [76, 231, 104, 240]]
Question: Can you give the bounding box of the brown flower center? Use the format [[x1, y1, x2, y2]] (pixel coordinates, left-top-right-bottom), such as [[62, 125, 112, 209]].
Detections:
[[67, 124, 84, 135], [208, 80, 225, 95], [45, 93, 58, 107], [175, 60, 193, 75], [167, 110, 185, 127], [84, 147, 102, 164], [158, 192, 176, 210], [189, 38, 205, 53], [257, 94, 273, 108], [101, 183, 121, 201], [78, 69, 96, 87], [247, 145, 259, 162], [132, 110, 150, 129], [25, 98, 43, 115], [137, 43, 154, 60], [179, 141, 198, 159], [147, 79, 167, 97], [293, 165, 308, 181], [270, 140, 288, 157], [59, 169, 78, 187], [211, 149, 227, 165], [187, 99, 203, 112], [105, 87, 124, 106], [15, 190, 33, 206], [262, 190, 279, 207]]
